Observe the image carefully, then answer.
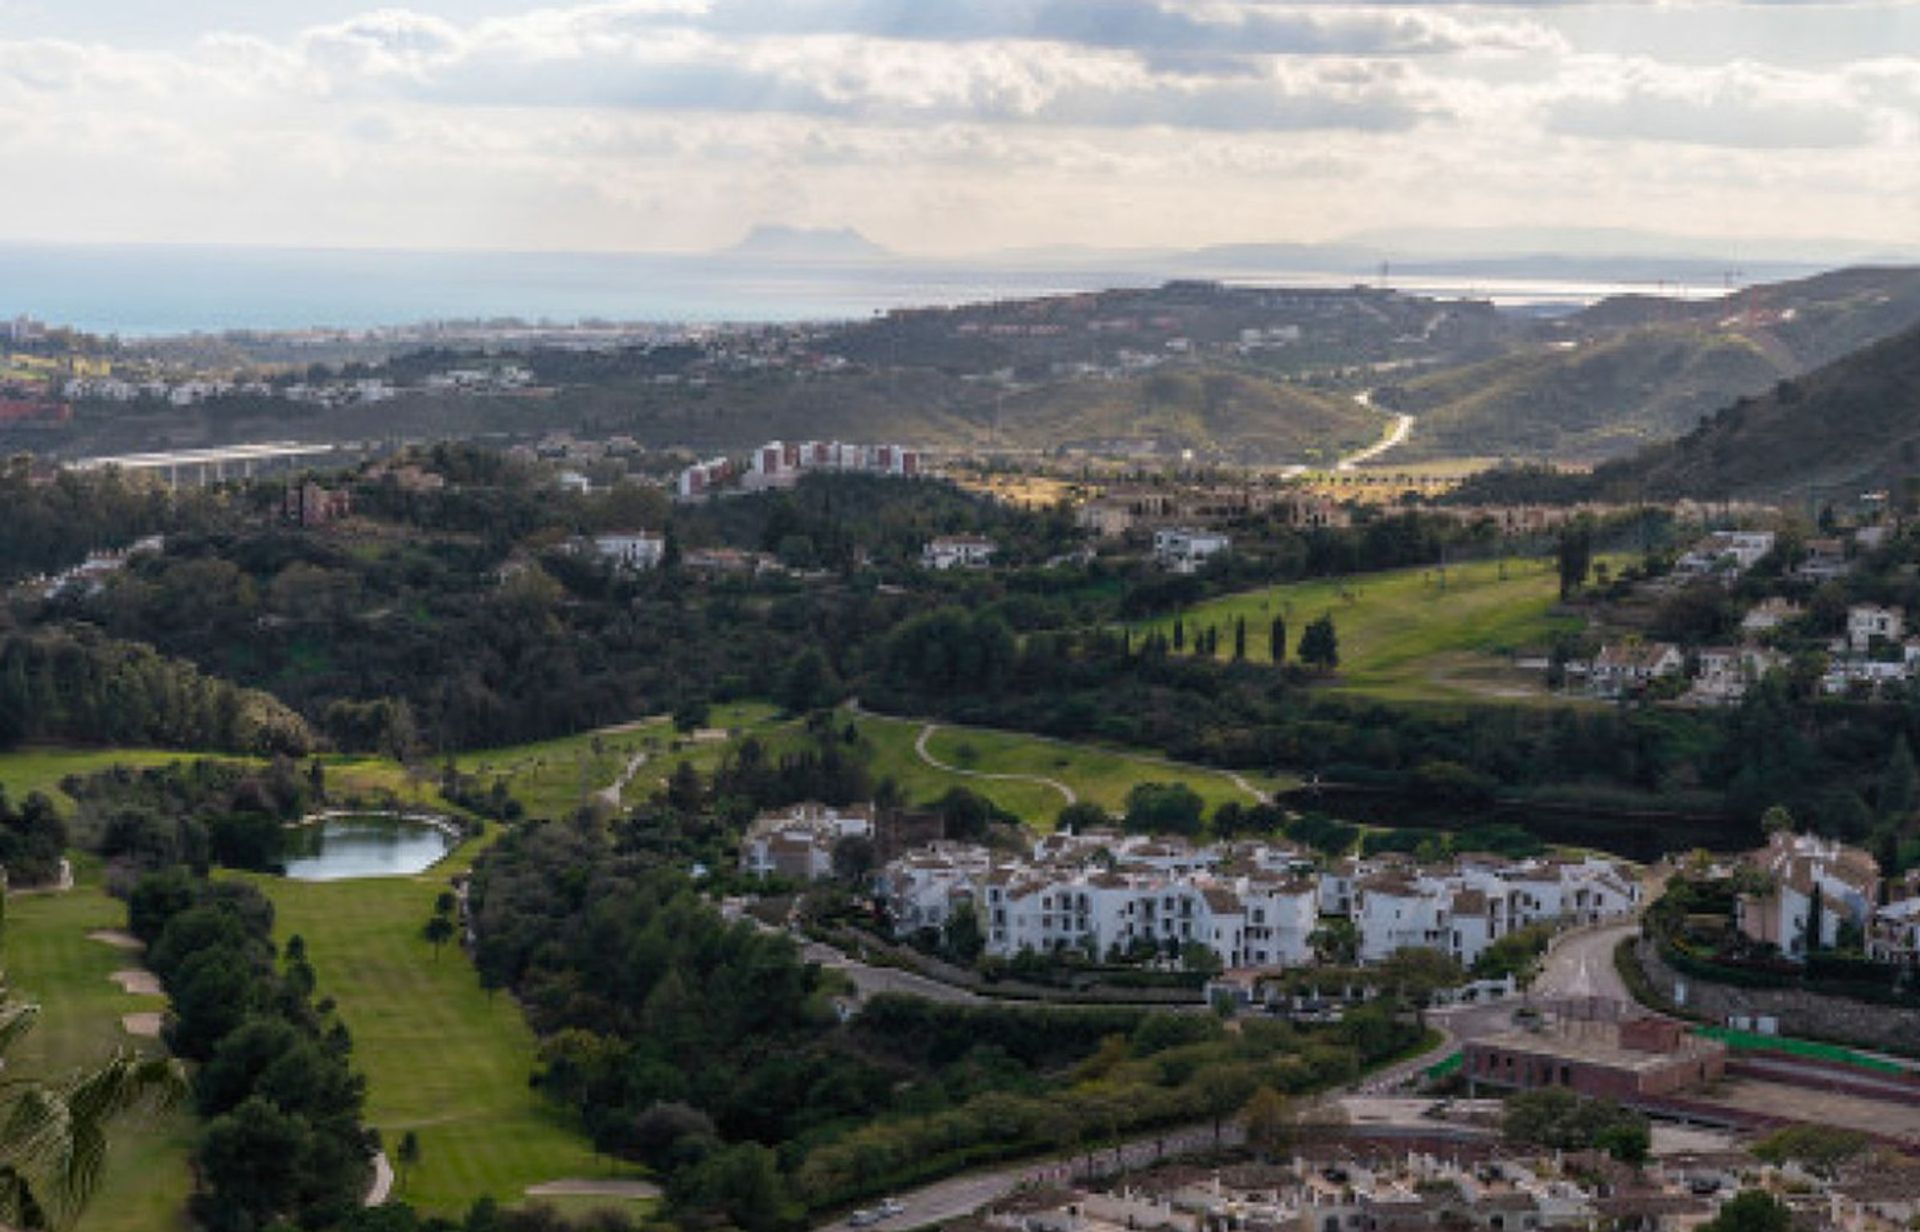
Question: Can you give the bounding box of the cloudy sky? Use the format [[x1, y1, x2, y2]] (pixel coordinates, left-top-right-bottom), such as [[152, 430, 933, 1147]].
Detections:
[[0, 0, 1916, 257]]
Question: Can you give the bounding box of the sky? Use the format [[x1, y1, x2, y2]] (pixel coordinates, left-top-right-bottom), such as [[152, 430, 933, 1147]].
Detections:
[[0, 0, 1916, 258]]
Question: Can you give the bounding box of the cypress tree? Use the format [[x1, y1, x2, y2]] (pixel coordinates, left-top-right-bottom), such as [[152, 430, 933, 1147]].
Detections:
[[1270, 616, 1287, 664]]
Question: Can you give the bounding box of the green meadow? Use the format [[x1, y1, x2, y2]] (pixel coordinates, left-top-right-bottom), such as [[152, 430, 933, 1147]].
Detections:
[[1135, 556, 1603, 704]]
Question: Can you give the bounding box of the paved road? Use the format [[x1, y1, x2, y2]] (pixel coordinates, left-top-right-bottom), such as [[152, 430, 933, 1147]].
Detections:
[[1532, 920, 1640, 1003], [821, 1123, 1242, 1232], [800, 936, 987, 1006], [1337, 391, 1415, 472]]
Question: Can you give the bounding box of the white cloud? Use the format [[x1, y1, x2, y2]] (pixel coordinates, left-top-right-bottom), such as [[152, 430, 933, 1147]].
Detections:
[[0, 2, 1911, 254]]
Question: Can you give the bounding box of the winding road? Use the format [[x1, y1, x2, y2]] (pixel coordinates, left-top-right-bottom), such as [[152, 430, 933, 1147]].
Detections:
[[1337, 390, 1415, 473]]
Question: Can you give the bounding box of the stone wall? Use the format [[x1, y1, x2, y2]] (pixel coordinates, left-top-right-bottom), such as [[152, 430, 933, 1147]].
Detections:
[[1633, 937, 1920, 1055]]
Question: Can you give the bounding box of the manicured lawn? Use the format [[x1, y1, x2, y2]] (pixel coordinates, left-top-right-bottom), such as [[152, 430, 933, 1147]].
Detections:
[[1134, 556, 1607, 704], [4, 881, 193, 1232], [454, 702, 787, 818], [0, 747, 236, 808], [237, 839, 647, 1219], [921, 725, 1282, 817], [853, 714, 1288, 827]]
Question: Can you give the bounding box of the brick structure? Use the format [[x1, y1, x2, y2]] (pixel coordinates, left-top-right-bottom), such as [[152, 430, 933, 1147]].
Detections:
[[1464, 1004, 1726, 1101]]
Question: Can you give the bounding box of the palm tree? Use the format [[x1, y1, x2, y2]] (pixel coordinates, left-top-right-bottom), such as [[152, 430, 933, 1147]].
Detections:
[[0, 986, 186, 1229]]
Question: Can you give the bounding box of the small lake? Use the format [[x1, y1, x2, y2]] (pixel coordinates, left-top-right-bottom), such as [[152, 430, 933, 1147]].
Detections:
[[282, 815, 456, 882]]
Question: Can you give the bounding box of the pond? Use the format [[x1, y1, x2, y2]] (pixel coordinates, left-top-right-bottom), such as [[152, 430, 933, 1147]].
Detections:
[[282, 814, 457, 882]]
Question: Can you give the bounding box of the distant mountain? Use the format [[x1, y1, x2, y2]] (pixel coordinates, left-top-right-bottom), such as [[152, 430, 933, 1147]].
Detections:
[[1582, 321, 1920, 501], [721, 225, 891, 262], [1375, 266, 1920, 464]]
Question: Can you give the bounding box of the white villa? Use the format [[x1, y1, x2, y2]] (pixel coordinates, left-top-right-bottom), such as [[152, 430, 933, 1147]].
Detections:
[[922, 535, 998, 570], [1735, 831, 1882, 959], [1153, 528, 1232, 575], [592, 531, 666, 571], [1673, 530, 1776, 581], [1589, 643, 1685, 698], [738, 802, 875, 882]]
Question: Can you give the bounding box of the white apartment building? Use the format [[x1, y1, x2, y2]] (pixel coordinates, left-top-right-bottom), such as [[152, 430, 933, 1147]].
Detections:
[[879, 837, 1637, 972]]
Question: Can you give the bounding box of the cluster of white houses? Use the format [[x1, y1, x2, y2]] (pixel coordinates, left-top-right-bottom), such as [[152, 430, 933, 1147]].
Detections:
[[873, 832, 1638, 970], [1585, 602, 1920, 704], [1730, 830, 1920, 966]]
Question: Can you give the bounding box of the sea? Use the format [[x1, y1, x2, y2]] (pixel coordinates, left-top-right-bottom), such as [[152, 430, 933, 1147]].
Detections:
[[0, 242, 1736, 337]]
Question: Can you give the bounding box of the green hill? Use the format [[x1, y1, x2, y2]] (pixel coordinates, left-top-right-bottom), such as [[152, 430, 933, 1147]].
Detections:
[[1584, 320, 1920, 501], [1379, 266, 1920, 464], [995, 363, 1381, 464]]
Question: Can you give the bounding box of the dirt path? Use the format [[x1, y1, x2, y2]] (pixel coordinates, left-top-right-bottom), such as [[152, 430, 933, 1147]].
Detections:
[[914, 724, 1076, 806], [526, 1179, 662, 1200], [594, 751, 651, 809]]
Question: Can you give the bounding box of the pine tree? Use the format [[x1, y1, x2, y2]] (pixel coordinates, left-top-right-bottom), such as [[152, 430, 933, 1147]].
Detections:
[[1299, 614, 1340, 671], [1269, 616, 1287, 664], [1233, 617, 1247, 662], [1879, 737, 1919, 823]]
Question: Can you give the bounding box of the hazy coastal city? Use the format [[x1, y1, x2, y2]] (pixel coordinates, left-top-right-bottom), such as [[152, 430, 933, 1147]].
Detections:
[[3, 4, 1920, 1232]]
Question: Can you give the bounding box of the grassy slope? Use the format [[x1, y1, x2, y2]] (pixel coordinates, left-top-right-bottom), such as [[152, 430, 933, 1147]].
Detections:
[[1000, 363, 1381, 464], [1388, 328, 1783, 463], [4, 877, 193, 1232], [1134, 556, 1592, 704], [238, 839, 647, 1219], [853, 714, 1287, 825], [454, 702, 786, 818]]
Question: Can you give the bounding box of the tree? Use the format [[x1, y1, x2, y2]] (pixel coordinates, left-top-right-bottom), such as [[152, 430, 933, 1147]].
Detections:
[[1298, 615, 1339, 671], [1269, 616, 1287, 665], [1700, 1191, 1791, 1232], [1241, 1086, 1292, 1160], [1751, 1124, 1871, 1176], [395, 1130, 420, 1194], [1172, 617, 1185, 653], [1804, 883, 1825, 955], [1123, 782, 1205, 836], [422, 913, 455, 960], [1761, 805, 1795, 835], [830, 834, 875, 884], [1309, 919, 1359, 966], [0, 983, 186, 1229], [1596, 1120, 1650, 1167], [1880, 737, 1919, 824], [1055, 802, 1111, 833], [942, 903, 985, 964], [1556, 523, 1593, 599], [1233, 617, 1247, 662]]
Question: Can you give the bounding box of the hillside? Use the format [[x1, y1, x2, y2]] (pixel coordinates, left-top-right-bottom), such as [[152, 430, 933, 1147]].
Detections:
[[1378, 266, 1920, 463], [1582, 320, 1920, 500], [994, 364, 1381, 463]]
